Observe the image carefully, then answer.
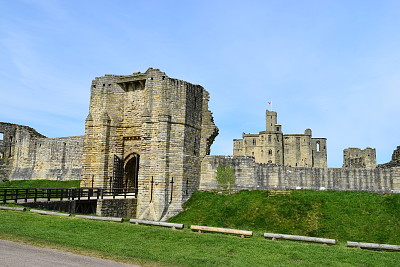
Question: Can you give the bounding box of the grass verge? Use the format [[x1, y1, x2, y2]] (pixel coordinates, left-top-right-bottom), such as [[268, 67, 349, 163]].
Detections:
[[0, 180, 81, 188], [0, 210, 399, 266]]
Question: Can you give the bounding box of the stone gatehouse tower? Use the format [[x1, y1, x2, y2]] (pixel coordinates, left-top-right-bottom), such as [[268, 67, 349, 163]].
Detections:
[[81, 68, 218, 220]]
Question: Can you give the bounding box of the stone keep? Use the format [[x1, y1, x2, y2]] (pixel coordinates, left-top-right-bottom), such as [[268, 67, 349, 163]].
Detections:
[[80, 68, 218, 220], [233, 110, 327, 167]]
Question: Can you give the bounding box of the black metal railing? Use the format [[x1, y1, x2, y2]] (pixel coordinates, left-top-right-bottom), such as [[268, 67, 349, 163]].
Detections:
[[0, 187, 137, 204]]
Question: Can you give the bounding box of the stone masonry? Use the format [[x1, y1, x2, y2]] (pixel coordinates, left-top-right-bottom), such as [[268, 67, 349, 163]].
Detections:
[[200, 155, 400, 193], [233, 110, 327, 167], [80, 68, 218, 221], [343, 147, 376, 169], [0, 122, 82, 182]]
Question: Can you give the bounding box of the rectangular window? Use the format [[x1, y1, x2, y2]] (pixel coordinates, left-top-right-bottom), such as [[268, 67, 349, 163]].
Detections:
[[0, 132, 3, 140]]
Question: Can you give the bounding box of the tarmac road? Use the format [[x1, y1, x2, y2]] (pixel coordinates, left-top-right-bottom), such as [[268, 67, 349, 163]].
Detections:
[[0, 239, 140, 267]]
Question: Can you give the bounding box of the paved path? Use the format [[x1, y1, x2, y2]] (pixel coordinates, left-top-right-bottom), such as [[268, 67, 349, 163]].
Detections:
[[0, 239, 140, 267]]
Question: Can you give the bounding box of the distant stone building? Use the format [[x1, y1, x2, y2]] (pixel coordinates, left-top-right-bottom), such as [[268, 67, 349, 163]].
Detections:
[[80, 68, 218, 220], [0, 122, 82, 182], [233, 110, 327, 167], [343, 147, 376, 169]]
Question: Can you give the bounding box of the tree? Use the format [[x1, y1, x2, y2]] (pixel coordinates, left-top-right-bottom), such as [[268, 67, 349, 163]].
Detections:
[[216, 165, 235, 190]]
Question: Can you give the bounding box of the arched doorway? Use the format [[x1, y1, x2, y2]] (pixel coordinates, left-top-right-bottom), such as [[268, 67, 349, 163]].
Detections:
[[124, 153, 140, 194]]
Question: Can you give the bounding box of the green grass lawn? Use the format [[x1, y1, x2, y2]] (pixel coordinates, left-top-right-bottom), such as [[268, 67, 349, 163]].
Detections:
[[168, 190, 400, 244], [0, 179, 81, 188], [0, 210, 399, 266]]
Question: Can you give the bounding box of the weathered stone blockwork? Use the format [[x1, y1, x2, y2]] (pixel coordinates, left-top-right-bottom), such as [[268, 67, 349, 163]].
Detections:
[[0, 122, 83, 182], [200, 156, 400, 193], [96, 199, 137, 218], [343, 147, 376, 168], [81, 68, 218, 221]]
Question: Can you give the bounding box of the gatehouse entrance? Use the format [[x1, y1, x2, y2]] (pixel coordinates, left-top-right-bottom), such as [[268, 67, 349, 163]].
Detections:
[[124, 153, 140, 194]]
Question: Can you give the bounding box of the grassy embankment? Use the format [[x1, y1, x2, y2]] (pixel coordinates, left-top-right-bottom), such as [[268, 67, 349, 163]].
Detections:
[[169, 190, 400, 244]]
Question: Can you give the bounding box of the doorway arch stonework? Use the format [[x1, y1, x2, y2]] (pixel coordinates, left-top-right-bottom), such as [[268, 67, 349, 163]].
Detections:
[[124, 153, 140, 194]]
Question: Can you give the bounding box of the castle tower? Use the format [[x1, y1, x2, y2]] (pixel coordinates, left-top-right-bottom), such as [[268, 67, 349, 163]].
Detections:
[[233, 109, 327, 167], [81, 68, 218, 220], [266, 110, 278, 132], [311, 137, 327, 168]]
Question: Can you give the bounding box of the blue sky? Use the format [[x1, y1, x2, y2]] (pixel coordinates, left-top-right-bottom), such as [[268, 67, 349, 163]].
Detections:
[[1, 0, 399, 167]]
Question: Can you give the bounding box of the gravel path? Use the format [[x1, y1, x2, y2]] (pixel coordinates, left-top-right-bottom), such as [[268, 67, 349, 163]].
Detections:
[[0, 239, 140, 267]]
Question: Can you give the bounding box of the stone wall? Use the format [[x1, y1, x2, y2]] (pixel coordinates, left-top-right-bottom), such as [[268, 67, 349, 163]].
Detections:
[[0, 122, 83, 182], [96, 198, 137, 218], [200, 156, 400, 193]]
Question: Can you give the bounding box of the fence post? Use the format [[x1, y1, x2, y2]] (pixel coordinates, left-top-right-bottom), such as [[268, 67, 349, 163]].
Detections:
[[34, 188, 37, 202], [14, 189, 18, 203], [150, 176, 154, 202], [47, 189, 51, 201], [3, 189, 7, 203], [170, 177, 174, 203]]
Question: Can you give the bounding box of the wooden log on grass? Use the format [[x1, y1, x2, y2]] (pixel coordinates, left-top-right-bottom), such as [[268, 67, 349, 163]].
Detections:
[[190, 225, 253, 238], [75, 215, 123, 222], [129, 219, 184, 229], [264, 233, 336, 245], [0, 206, 26, 211], [30, 209, 71, 217], [347, 241, 400, 251]]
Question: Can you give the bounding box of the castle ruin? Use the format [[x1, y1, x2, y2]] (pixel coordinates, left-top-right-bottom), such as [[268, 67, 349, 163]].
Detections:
[[378, 146, 400, 168], [80, 68, 218, 220], [0, 122, 82, 181], [233, 110, 327, 167], [1, 68, 399, 220], [343, 147, 376, 169]]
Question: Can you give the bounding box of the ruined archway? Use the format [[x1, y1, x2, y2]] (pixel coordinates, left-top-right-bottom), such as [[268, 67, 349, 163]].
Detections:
[[124, 153, 140, 194]]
